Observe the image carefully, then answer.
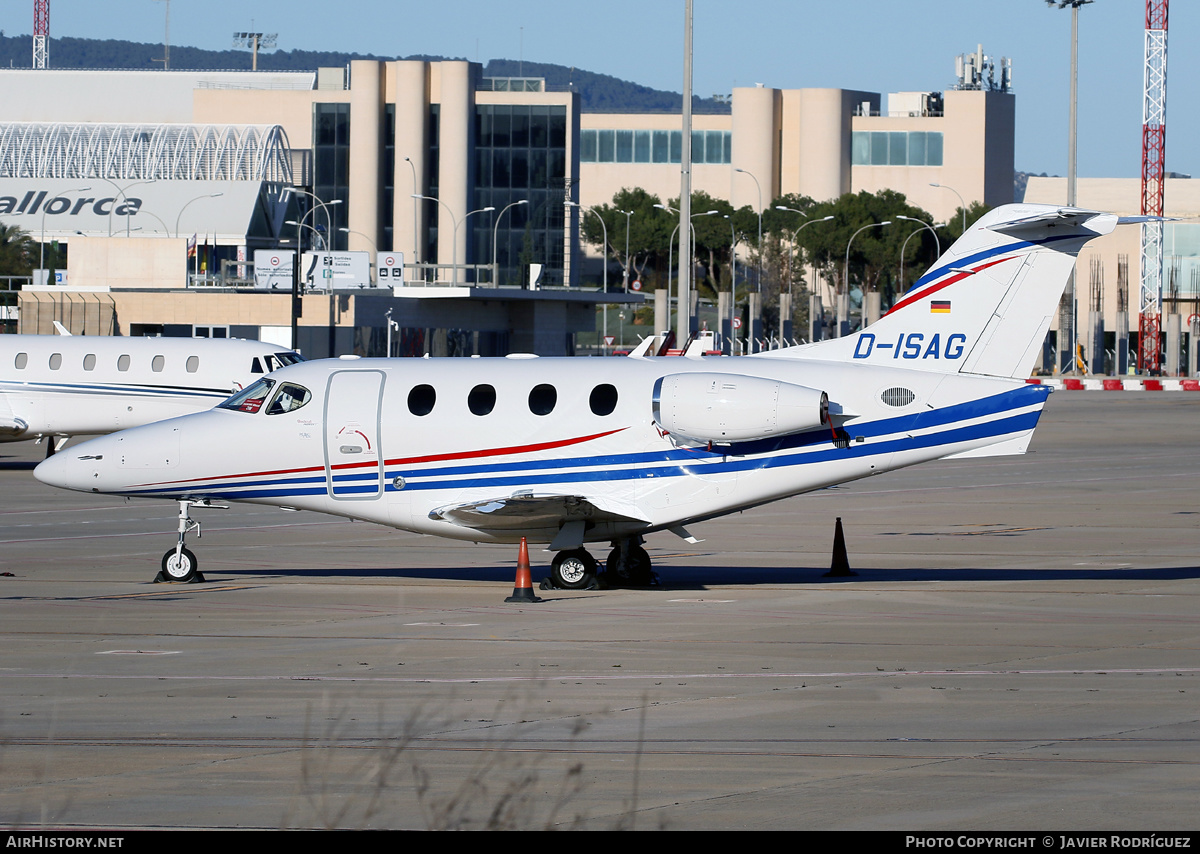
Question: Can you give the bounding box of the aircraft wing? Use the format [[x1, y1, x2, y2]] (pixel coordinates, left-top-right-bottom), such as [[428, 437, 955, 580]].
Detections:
[[429, 492, 651, 533]]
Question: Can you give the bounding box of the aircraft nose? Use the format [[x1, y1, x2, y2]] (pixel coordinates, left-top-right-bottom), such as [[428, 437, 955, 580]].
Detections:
[[34, 440, 111, 493]]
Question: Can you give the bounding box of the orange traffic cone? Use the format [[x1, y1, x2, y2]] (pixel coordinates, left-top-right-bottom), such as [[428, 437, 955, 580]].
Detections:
[[823, 516, 857, 577], [505, 537, 544, 603]]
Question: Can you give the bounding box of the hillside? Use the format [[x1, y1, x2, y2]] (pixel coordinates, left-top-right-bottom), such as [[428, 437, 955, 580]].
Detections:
[[0, 33, 730, 115]]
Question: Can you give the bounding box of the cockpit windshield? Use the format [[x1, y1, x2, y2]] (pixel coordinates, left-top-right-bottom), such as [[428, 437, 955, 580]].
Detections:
[[219, 378, 275, 414], [265, 382, 312, 415], [218, 378, 312, 415]]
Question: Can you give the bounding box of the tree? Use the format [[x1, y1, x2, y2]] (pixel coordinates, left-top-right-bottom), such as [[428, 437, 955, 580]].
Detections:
[[579, 187, 674, 291], [0, 222, 36, 277]]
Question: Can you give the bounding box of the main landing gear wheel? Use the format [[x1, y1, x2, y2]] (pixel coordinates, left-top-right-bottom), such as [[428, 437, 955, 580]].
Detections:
[[551, 548, 597, 589], [606, 544, 653, 587], [160, 547, 200, 583]]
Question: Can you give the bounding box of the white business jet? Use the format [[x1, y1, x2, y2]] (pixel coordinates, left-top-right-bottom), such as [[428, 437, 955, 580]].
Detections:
[[35, 204, 1121, 587], [2, 333, 302, 452]]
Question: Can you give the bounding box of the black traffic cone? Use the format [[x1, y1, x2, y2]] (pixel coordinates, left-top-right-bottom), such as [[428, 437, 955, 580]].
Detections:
[[823, 516, 857, 577]]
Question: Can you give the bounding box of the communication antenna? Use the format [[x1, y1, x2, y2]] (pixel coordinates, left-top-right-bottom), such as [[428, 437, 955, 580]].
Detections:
[[153, 0, 170, 70], [232, 31, 278, 71], [33, 0, 48, 69]]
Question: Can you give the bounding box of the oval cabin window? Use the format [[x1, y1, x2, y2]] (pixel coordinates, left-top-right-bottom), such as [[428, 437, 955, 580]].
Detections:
[[589, 384, 618, 416], [468, 384, 496, 416], [528, 384, 557, 416], [49, 353, 63, 370], [15, 353, 28, 369], [83, 354, 96, 371], [117, 355, 131, 372], [152, 355, 165, 372], [408, 384, 436, 416], [186, 356, 199, 373]]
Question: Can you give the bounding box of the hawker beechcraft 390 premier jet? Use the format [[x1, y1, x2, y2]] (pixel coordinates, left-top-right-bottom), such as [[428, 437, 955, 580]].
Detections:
[[36, 205, 1125, 587], [2, 333, 302, 454]]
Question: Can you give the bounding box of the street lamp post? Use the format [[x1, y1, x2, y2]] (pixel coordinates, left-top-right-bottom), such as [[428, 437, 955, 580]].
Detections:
[[100, 178, 153, 237], [929, 182, 966, 234], [735, 167, 763, 292], [786, 215, 835, 296], [455, 205, 496, 285], [656, 204, 717, 343], [403, 156, 419, 264], [412, 194, 491, 286], [896, 215, 941, 257], [898, 221, 945, 294], [174, 192, 224, 238], [569, 201, 609, 352], [617, 208, 633, 293], [724, 215, 739, 355], [843, 220, 892, 337], [40, 186, 90, 275], [491, 199, 528, 285]]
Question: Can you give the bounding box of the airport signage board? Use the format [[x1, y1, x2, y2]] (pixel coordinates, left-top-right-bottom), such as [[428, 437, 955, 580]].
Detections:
[[377, 252, 404, 285], [300, 251, 373, 290], [253, 251, 294, 291]]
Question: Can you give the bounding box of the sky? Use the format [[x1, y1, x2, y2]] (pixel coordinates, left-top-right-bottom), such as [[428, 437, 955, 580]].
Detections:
[[3, 0, 1196, 181]]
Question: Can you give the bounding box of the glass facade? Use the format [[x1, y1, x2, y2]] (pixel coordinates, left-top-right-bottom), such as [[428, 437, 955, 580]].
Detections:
[[851, 130, 943, 167], [312, 103, 350, 250], [579, 129, 731, 165], [474, 104, 568, 286]]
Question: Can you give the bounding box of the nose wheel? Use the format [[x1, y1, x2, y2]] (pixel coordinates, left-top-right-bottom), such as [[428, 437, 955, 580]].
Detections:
[[154, 499, 225, 583]]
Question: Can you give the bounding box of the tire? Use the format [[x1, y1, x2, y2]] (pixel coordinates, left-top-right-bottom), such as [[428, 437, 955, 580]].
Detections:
[[607, 545, 652, 586], [161, 547, 199, 582], [551, 549, 596, 589]]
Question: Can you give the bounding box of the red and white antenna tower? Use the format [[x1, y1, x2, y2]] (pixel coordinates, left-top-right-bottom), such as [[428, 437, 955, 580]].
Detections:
[[32, 0, 49, 69], [1138, 0, 1168, 373]]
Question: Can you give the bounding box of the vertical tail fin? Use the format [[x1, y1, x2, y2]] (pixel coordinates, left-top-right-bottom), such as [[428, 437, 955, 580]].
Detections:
[[781, 204, 1118, 379]]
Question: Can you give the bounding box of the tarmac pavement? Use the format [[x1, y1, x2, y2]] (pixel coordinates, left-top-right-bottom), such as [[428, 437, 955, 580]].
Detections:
[[1, 393, 1197, 830]]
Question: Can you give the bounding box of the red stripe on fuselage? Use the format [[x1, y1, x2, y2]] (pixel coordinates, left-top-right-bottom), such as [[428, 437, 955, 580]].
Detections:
[[128, 427, 628, 488]]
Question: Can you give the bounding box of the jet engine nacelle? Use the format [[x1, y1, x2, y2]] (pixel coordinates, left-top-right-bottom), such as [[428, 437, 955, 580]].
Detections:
[[652, 372, 829, 443]]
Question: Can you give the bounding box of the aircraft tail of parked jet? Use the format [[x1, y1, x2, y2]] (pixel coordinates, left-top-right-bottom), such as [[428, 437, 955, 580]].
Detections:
[[764, 205, 1119, 378]]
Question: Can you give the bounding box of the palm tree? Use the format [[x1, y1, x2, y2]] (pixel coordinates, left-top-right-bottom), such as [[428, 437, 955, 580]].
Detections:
[[0, 222, 36, 277]]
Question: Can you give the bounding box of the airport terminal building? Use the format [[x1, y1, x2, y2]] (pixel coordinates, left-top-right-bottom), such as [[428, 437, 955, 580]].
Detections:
[[0, 56, 1014, 355]]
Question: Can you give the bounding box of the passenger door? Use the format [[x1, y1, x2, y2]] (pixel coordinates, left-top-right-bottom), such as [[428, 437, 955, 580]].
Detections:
[[323, 370, 384, 500]]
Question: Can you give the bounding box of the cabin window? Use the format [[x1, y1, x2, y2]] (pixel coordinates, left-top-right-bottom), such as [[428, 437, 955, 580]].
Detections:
[[468, 384, 496, 416], [117, 355, 131, 372], [151, 355, 165, 372], [408, 384, 436, 416], [48, 353, 63, 370], [14, 353, 28, 369], [589, 383, 618, 416], [528, 383, 557, 416], [266, 383, 312, 415], [186, 356, 199, 373], [83, 354, 97, 371], [218, 378, 276, 414]]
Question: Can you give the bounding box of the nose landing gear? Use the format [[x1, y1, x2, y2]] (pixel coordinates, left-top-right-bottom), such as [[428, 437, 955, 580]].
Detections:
[[155, 499, 226, 583]]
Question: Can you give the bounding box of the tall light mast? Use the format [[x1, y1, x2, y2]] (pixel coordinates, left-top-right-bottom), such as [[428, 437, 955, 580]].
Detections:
[[32, 0, 48, 69], [1139, 0, 1168, 373]]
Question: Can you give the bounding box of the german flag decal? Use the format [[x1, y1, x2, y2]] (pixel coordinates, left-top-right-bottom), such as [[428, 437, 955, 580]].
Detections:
[[930, 300, 951, 314]]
